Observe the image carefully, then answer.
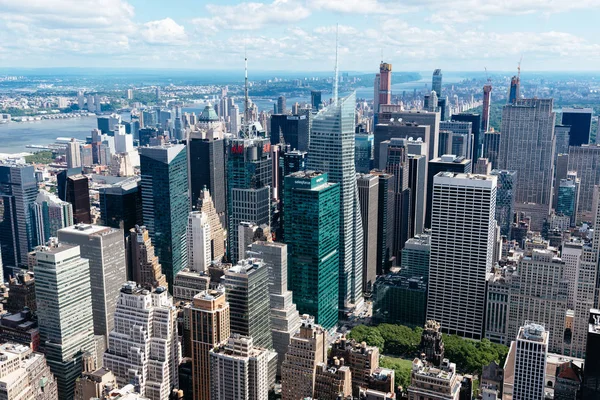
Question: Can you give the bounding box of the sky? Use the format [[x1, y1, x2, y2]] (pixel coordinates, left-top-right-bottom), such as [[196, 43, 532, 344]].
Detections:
[[0, 0, 599, 72]]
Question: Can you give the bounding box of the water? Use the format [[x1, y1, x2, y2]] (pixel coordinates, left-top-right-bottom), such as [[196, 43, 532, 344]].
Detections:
[[0, 116, 98, 153]]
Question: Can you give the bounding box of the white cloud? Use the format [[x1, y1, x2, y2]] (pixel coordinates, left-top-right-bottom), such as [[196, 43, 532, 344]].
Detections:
[[142, 18, 187, 45], [309, 0, 414, 14]]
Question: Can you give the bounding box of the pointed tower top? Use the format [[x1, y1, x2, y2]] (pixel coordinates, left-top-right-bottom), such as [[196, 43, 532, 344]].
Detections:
[[333, 24, 339, 107]]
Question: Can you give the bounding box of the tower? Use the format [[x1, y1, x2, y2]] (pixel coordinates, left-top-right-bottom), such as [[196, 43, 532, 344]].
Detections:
[[562, 107, 593, 146], [127, 225, 168, 289], [187, 211, 211, 273], [432, 69, 442, 98], [482, 83, 492, 132], [32, 190, 73, 245], [490, 170, 517, 237], [512, 323, 548, 400], [65, 138, 82, 169], [378, 62, 392, 108], [356, 174, 379, 295], [139, 143, 189, 287]]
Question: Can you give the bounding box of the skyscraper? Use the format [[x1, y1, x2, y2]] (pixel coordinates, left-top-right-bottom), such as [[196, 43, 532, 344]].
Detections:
[[380, 110, 440, 162], [482, 83, 492, 133], [583, 309, 600, 396], [508, 75, 520, 104], [35, 243, 96, 400], [308, 92, 364, 312], [369, 171, 395, 274], [284, 171, 340, 330], [103, 282, 179, 400], [354, 133, 374, 174], [562, 107, 592, 146], [378, 62, 392, 108], [58, 224, 127, 344], [127, 225, 168, 289], [512, 323, 548, 400], [224, 258, 272, 349], [65, 138, 82, 169], [407, 153, 427, 236], [197, 187, 225, 264], [311, 90, 322, 111], [451, 113, 481, 161], [356, 174, 379, 295], [187, 289, 230, 400], [270, 114, 309, 152], [139, 144, 189, 286], [498, 98, 555, 230], [65, 174, 91, 224], [32, 190, 73, 245], [373, 73, 380, 114], [427, 172, 496, 339], [483, 131, 501, 169], [226, 137, 272, 263], [0, 163, 38, 268], [432, 69, 442, 97], [187, 211, 211, 273], [490, 170, 516, 237], [439, 120, 473, 159], [277, 95, 286, 114], [567, 145, 600, 219], [557, 178, 579, 225], [98, 176, 142, 233]]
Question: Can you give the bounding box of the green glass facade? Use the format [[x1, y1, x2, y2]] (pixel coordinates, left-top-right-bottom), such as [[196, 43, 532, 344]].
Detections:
[[284, 171, 340, 330], [373, 274, 427, 327]]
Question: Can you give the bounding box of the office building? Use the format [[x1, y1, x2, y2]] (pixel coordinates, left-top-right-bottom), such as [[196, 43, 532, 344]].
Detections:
[[35, 243, 96, 400], [187, 211, 211, 273], [425, 155, 472, 229], [58, 224, 126, 342], [567, 145, 600, 219], [498, 99, 556, 230], [489, 170, 516, 237], [313, 361, 352, 400], [104, 283, 179, 400], [562, 107, 593, 146], [557, 178, 579, 226], [407, 358, 461, 400], [283, 171, 340, 330], [74, 367, 117, 400], [427, 173, 496, 339], [62, 173, 91, 224], [368, 171, 395, 275], [0, 163, 38, 268], [583, 309, 600, 396], [65, 138, 82, 169], [380, 110, 440, 162], [355, 134, 375, 173], [311, 90, 322, 111], [227, 137, 272, 263], [451, 113, 481, 161], [224, 258, 272, 349], [330, 337, 382, 397], [127, 225, 168, 289], [238, 222, 270, 259], [485, 268, 511, 345], [249, 241, 301, 376], [187, 289, 230, 400], [308, 92, 364, 312], [555, 124, 571, 158], [374, 121, 431, 168], [432, 69, 442, 97], [508, 74, 520, 104], [474, 158, 492, 175], [197, 187, 225, 263], [357, 174, 379, 294], [32, 190, 73, 246], [507, 250, 568, 353], [5, 270, 36, 314], [406, 153, 427, 236], [0, 342, 58, 400], [270, 114, 308, 152], [483, 131, 501, 169], [209, 334, 273, 400], [280, 316, 328, 400], [439, 121, 473, 159], [401, 234, 431, 281], [173, 268, 210, 303], [512, 323, 548, 400], [98, 176, 142, 233], [373, 274, 427, 327], [139, 144, 189, 286]]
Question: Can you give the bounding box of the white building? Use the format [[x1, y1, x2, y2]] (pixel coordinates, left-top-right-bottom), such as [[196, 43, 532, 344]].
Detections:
[[426, 172, 497, 340], [209, 334, 273, 400], [66, 138, 82, 169], [103, 282, 180, 400], [513, 323, 548, 400], [32, 190, 73, 245], [187, 211, 211, 273]]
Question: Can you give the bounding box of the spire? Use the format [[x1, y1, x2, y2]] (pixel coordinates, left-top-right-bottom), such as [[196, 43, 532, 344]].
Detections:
[[333, 23, 339, 107], [244, 48, 250, 138]]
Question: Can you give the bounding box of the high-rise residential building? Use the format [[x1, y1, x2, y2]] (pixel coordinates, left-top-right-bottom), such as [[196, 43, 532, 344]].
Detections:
[[425, 155, 472, 229], [356, 174, 379, 295], [227, 137, 272, 263], [250, 241, 301, 376], [308, 92, 364, 312], [432, 69, 442, 97], [127, 225, 168, 289], [277, 95, 286, 114], [35, 243, 96, 400], [224, 258, 272, 349], [507, 249, 568, 353], [562, 107, 593, 146], [209, 334, 273, 400], [187, 211, 211, 273], [378, 62, 392, 108], [0, 163, 38, 268], [104, 282, 179, 400], [567, 145, 600, 219], [427, 173, 496, 339], [58, 224, 126, 345], [379, 110, 440, 162], [557, 178, 579, 226], [355, 134, 375, 174], [508, 75, 520, 104], [451, 113, 481, 161], [270, 114, 309, 153], [482, 83, 492, 132], [311, 90, 322, 111], [373, 73, 381, 114], [280, 316, 328, 400], [32, 190, 73, 245], [0, 342, 58, 400], [490, 170, 517, 237], [187, 289, 230, 400], [65, 138, 82, 169], [283, 171, 340, 330], [98, 176, 142, 233], [139, 144, 189, 286], [483, 131, 501, 169], [512, 323, 548, 400], [498, 98, 556, 230]]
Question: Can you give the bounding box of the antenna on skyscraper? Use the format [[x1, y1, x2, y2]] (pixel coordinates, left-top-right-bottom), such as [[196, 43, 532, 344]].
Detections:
[[333, 23, 339, 106], [244, 44, 250, 138]]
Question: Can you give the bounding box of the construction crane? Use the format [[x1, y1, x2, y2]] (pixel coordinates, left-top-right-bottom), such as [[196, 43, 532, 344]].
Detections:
[[484, 67, 491, 84], [517, 55, 523, 80]]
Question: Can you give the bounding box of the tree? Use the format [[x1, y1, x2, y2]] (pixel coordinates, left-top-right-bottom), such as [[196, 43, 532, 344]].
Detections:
[[347, 325, 385, 351]]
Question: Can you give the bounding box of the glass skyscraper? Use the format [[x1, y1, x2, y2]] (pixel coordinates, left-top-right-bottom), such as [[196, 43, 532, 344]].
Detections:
[[354, 133, 374, 174], [490, 169, 517, 237], [139, 144, 189, 287], [308, 92, 364, 312], [284, 171, 340, 330]]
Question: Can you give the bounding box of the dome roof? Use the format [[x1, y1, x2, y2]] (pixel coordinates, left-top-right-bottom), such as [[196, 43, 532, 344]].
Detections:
[[199, 103, 218, 122]]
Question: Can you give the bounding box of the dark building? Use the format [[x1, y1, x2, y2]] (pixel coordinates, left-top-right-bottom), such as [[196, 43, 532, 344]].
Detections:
[[374, 121, 430, 168], [97, 116, 111, 134], [371, 171, 395, 274], [451, 113, 481, 161], [425, 155, 472, 228], [311, 90, 322, 110], [66, 174, 91, 224], [407, 154, 427, 237], [188, 134, 226, 219], [437, 97, 447, 121], [483, 131, 501, 169], [0, 309, 39, 351], [270, 114, 309, 152], [138, 127, 160, 147], [583, 308, 600, 397], [420, 320, 445, 367], [282, 149, 307, 177], [373, 274, 426, 327], [98, 177, 142, 234], [508, 75, 520, 104], [562, 108, 593, 146], [277, 95, 286, 114], [0, 163, 38, 269], [6, 270, 36, 313]]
